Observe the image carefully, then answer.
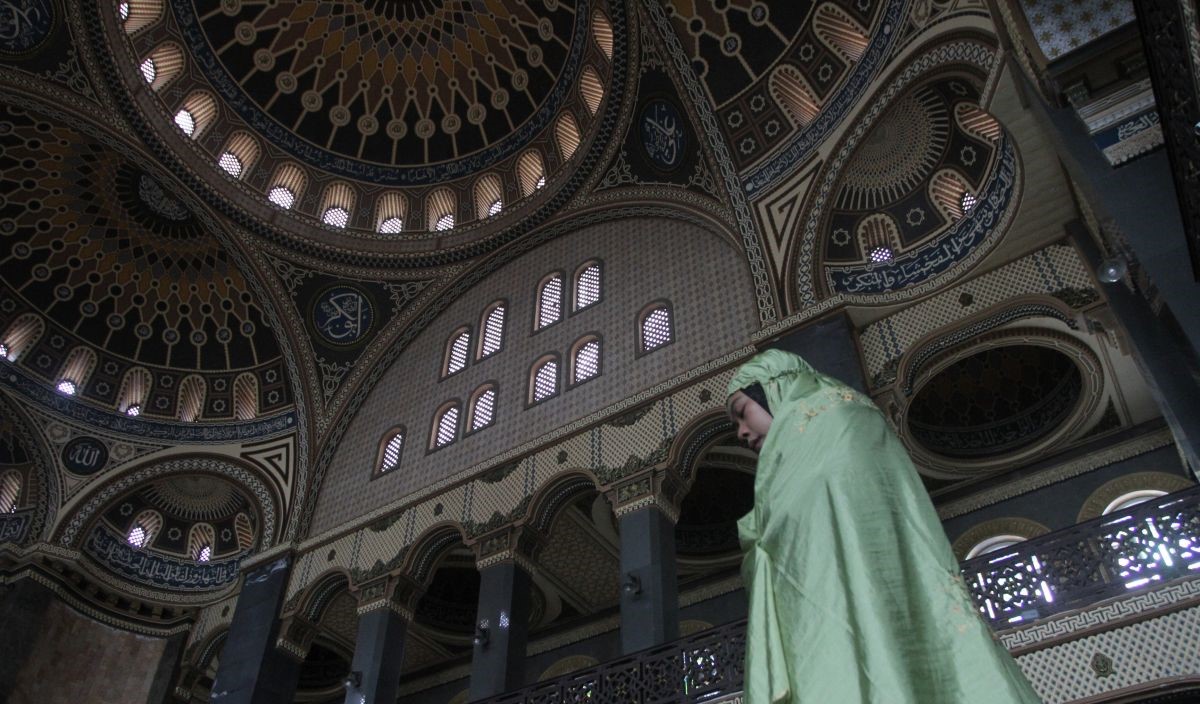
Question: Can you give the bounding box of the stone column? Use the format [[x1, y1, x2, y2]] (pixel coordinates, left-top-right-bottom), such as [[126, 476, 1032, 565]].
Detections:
[[467, 528, 538, 700], [607, 469, 685, 654], [210, 555, 302, 704], [343, 576, 421, 704], [0, 578, 55, 696]]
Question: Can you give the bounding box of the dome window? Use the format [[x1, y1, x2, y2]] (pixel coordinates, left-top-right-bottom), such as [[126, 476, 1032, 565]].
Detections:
[[118, 367, 152, 417], [478, 302, 505, 359], [218, 152, 242, 177], [319, 182, 355, 229], [536, 273, 564, 330], [174, 108, 195, 136], [770, 65, 820, 128], [139, 57, 156, 84], [1, 314, 44, 362], [127, 510, 163, 548], [591, 10, 614, 60], [435, 213, 455, 231], [217, 132, 260, 180], [177, 374, 206, 422], [474, 174, 504, 220], [234, 512, 255, 550], [233, 373, 258, 420], [432, 402, 461, 449], [530, 355, 560, 404], [124, 404, 141, 417], [268, 186, 295, 209], [555, 113, 581, 161], [122, 0, 163, 34], [572, 336, 601, 384], [56, 379, 77, 395], [266, 163, 307, 211], [176, 92, 218, 139], [869, 246, 894, 263], [57, 347, 96, 397], [517, 150, 546, 197], [378, 429, 405, 473], [140, 43, 183, 91], [813, 4, 869, 63], [580, 66, 605, 116], [427, 188, 457, 231], [188, 524, 216, 562], [639, 303, 674, 354], [470, 384, 497, 432], [322, 206, 350, 228], [930, 169, 974, 220], [0, 471, 21, 513], [961, 191, 977, 213], [374, 192, 407, 233]]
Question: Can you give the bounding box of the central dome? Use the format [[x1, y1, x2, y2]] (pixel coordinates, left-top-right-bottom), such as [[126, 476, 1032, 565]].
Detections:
[[176, 0, 585, 183]]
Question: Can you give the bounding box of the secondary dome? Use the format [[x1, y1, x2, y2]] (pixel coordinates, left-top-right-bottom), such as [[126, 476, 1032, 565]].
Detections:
[[105, 0, 617, 242]]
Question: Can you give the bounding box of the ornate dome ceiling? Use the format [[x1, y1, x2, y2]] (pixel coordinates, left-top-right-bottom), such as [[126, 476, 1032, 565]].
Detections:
[[0, 102, 292, 421], [103, 0, 617, 245]]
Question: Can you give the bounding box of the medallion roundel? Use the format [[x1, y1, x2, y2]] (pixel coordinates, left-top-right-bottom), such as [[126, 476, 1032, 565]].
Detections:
[[0, 0, 55, 56], [61, 436, 110, 476], [639, 99, 686, 171], [312, 285, 375, 346]]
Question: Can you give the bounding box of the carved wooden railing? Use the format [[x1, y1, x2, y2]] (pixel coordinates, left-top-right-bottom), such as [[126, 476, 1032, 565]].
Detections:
[[476, 486, 1200, 703]]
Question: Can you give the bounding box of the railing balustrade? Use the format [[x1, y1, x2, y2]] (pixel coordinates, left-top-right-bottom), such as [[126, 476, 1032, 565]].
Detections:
[[475, 486, 1200, 703]]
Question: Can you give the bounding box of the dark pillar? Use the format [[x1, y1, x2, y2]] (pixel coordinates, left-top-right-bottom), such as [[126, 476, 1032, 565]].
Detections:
[[617, 503, 680, 654], [345, 577, 418, 704], [467, 559, 533, 700], [766, 312, 868, 393], [0, 578, 55, 695], [1071, 223, 1200, 476], [145, 631, 188, 704], [210, 556, 302, 704]]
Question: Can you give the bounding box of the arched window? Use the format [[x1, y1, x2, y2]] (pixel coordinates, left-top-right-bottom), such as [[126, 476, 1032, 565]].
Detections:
[[529, 355, 559, 404], [234, 512, 255, 550], [555, 112, 581, 161], [964, 535, 1026, 560], [1103, 490, 1168, 515], [427, 188, 457, 231], [320, 182, 356, 229], [0, 470, 21, 513], [378, 428, 405, 473], [121, 0, 163, 34], [516, 150, 546, 197], [177, 374, 206, 422], [218, 132, 260, 179], [813, 3, 869, 63], [57, 347, 97, 397], [174, 92, 223, 140], [954, 103, 1002, 143], [579, 66, 605, 116], [474, 174, 504, 220], [2, 313, 44, 362], [571, 336, 601, 384], [478, 302, 506, 359], [591, 10, 614, 60], [375, 191, 407, 233], [573, 261, 602, 311], [443, 327, 471, 377], [535, 273, 564, 330], [140, 43, 183, 91], [233, 373, 258, 421], [431, 402, 461, 449], [127, 509, 163, 548], [930, 169, 973, 220], [267, 163, 306, 210], [770, 64, 820, 128], [856, 213, 901, 265], [188, 523, 216, 562], [118, 367, 152, 417], [469, 384, 497, 432], [639, 303, 674, 354]]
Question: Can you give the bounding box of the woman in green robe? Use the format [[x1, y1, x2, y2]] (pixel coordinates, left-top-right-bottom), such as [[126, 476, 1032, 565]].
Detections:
[[727, 349, 1040, 703]]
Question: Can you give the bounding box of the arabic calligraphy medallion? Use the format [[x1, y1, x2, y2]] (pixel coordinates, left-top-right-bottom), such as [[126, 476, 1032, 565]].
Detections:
[[313, 286, 374, 346], [640, 99, 686, 171], [0, 0, 53, 56]]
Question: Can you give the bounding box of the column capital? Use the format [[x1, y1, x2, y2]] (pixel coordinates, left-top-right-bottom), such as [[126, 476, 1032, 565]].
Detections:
[[467, 524, 541, 572], [604, 467, 686, 524], [353, 574, 423, 620]]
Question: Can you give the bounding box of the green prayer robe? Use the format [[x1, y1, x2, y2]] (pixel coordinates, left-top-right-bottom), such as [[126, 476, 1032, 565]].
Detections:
[[729, 350, 1041, 704]]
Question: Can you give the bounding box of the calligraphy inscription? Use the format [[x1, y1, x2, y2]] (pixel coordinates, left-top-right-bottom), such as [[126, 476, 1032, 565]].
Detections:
[[61, 436, 109, 476], [640, 99, 685, 171], [0, 0, 52, 55], [313, 286, 374, 346]]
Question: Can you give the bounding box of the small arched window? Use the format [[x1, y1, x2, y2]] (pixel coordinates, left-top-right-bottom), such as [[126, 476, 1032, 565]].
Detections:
[[234, 512, 255, 551], [320, 182, 356, 229], [121, 0, 163, 34], [218, 132, 260, 179], [118, 367, 152, 416], [58, 347, 97, 397], [813, 3, 869, 63], [127, 509, 163, 548], [517, 150, 546, 197], [770, 64, 820, 128], [174, 93, 217, 140], [0, 470, 22, 513], [1103, 490, 1168, 515], [443, 327, 471, 377], [267, 163, 307, 210], [474, 174, 504, 220], [573, 261, 602, 311], [375, 191, 407, 233], [572, 336, 601, 384], [233, 373, 258, 421], [591, 10, 614, 60], [469, 384, 497, 432], [427, 188, 456, 231], [378, 428, 405, 473], [964, 535, 1026, 560], [1, 313, 44, 362], [478, 302, 506, 359], [529, 355, 559, 404], [536, 274, 564, 330], [140, 43, 183, 91], [639, 303, 674, 354], [177, 374, 206, 422], [555, 113, 581, 161], [579, 66, 605, 116], [431, 402, 461, 449], [188, 523, 216, 562]]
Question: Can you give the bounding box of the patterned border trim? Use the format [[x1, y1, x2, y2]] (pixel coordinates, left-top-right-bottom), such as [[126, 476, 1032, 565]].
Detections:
[[1001, 577, 1200, 651], [169, 0, 593, 185], [935, 428, 1176, 519], [59, 456, 278, 550], [743, 0, 909, 195], [795, 40, 997, 307]]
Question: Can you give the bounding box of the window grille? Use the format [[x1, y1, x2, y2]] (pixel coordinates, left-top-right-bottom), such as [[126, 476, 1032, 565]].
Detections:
[[480, 305, 505, 358], [218, 152, 243, 177], [435, 405, 460, 448], [174, 109, 195, 136], [378, 216, 404, 233], [574, 339, 600, 383], [435, 213, 455, 231], [641, 307, 672, 352], [446, 330, 470, 375], [575, 264, 601, 310], [472, 387, 496, 431], [268, 186, 295, 209], [532, 360, 558, 403], [869, 246, 893, 263], [0, 471, 20, 513], [323, 206, 350, 228], [140, 57, 156, 83], [380, 432, 404, 472], [961, 191, 977, 213], [537, 276, 563, 329]]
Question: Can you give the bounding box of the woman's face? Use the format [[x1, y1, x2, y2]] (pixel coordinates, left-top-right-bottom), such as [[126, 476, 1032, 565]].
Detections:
[[728, 390, 773, 452]]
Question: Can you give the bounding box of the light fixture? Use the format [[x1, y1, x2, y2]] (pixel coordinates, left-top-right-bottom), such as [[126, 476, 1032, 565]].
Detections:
[[621, 572, 642, 598], [473, 625, 490, 647], [1097, 257, 1128, 284]]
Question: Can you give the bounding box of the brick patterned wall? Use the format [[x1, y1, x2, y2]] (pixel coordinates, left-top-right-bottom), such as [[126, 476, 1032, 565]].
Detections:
[[311, 218, 758, 534], [7, 599, 169, 704]]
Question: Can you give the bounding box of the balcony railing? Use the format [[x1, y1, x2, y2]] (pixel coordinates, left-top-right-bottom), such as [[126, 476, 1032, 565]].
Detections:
[[960, 484, 1200, 627], [477, 486, 1200, 703]]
